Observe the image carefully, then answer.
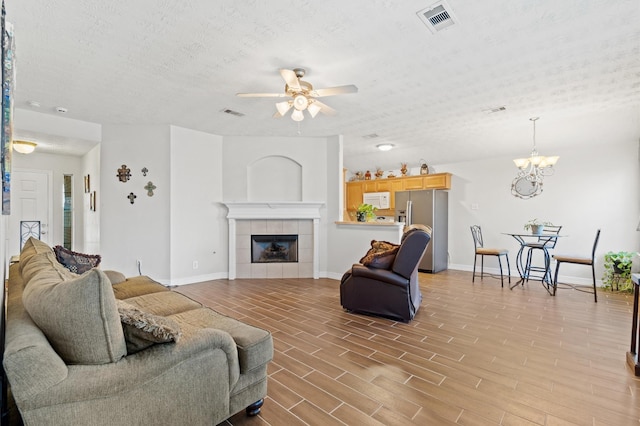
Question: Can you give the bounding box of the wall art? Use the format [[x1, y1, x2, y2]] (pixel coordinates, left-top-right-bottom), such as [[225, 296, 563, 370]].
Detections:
[[1, 18, 15, 215], [117, 164, 131, 182], [144, 181, 156, 196], [84, 174, 90, 193], [90, 191, 97, 212], [127, 192, 137, 204]]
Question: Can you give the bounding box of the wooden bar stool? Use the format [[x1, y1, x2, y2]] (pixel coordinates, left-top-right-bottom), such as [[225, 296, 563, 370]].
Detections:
[[470, 225, 510, 287]]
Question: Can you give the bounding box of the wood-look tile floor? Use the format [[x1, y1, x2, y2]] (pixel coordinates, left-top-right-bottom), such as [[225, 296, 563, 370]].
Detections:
[[177, 270, 640, 426]]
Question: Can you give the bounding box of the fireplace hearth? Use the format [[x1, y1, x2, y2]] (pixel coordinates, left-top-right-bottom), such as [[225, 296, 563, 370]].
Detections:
[[251, 235, 298, 263]]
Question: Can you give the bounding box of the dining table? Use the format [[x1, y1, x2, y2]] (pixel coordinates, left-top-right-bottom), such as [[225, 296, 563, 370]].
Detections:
[[503, 232, 566, 293]]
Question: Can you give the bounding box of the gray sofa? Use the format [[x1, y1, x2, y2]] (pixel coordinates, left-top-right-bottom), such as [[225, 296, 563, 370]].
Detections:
[[3, 237, 273, 425]]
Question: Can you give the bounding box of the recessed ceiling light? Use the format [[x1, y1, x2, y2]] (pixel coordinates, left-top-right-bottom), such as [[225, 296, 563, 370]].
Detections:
[[376, 143, 395, 151]]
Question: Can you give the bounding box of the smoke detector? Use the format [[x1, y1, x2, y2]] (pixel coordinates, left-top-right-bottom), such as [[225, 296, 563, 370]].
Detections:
[[417, 1, 458, 33]]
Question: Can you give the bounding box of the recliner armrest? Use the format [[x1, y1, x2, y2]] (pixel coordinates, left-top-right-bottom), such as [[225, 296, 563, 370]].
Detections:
[[350, 264, 408, 287]]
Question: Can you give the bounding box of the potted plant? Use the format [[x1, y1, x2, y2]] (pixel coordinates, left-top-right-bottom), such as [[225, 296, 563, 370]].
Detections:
[[523, 218, 552, 235], [356, 203, 377, 222], [602, 251, 637, 292]]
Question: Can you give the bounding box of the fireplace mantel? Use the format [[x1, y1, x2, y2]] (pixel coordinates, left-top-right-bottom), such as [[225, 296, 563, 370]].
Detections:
[[223, 201, 324, 220], [222, 201, 324, 279]]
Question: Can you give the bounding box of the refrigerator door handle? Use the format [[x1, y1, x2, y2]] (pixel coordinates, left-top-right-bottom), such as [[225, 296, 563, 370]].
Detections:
[[406, 200, 412, 226]]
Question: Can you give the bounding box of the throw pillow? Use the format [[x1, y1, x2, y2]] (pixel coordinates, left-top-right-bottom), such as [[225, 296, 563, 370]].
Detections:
[[116, 299, 182, 354], [22, 265, 127, 365], [54, 245, 102, 274], [359, 240, 400, 269]]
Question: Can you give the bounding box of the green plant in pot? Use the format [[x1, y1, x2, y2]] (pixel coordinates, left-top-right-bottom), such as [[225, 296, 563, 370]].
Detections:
[[523, 218, 552, 235], [356, 203, 377, 222], [602, 251, 637, 292]]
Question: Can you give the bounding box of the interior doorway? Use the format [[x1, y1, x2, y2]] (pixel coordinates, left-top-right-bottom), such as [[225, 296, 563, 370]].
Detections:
[[9, 169, 53, 256]]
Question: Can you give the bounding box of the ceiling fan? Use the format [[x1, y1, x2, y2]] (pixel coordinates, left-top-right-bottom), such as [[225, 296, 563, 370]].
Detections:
[[236, 68, 358, 122]]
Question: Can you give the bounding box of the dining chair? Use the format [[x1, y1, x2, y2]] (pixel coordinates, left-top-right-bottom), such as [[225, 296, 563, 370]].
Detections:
[[552, 229, 601, 302], [523, 225, 562, 284], [470, 225, 510, 287]]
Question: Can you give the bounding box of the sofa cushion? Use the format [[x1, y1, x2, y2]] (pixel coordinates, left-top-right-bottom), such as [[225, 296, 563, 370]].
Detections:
[[19, 237, 54, 273], [123, 291, 202, 316], [116, 300, 182, 354], [22, 256, 127, 365], [169, 308, 273, 373], [53, 245, 101, 274], [359, 240, 400, 269], [112, 275, 170, 300]]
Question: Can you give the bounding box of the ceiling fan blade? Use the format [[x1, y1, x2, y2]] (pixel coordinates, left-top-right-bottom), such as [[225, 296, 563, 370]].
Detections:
[[236, 92, 287, 98], [312, 100, 337, 116], [280, 69, 301, 91], [311, 84, 358, 97]]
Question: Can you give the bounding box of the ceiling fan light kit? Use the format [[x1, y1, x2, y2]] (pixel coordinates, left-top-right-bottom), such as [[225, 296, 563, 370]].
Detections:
[[511, 117, 559, 199], [275, 101, 292, 116], [237, 68, 357, 122], [291, 109, 304, 122]]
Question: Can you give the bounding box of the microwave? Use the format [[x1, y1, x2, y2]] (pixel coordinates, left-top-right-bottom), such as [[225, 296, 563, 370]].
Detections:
[[362, 192, 391, 209]]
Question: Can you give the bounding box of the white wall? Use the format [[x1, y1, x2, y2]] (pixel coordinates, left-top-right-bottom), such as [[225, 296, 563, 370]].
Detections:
[[222, 136, 329, 202], [82, 145, 100, 253], [100, 125, 171, 279], [169, 126, 226, 284]]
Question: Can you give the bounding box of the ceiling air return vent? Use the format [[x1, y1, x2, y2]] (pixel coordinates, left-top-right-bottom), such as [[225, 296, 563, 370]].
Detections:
[[417, 1, 458, 33], [222, 108, 245, 117]]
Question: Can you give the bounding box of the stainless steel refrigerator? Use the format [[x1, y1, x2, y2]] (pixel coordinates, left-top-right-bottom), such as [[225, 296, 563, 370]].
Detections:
[[395, 189, 448, 273]]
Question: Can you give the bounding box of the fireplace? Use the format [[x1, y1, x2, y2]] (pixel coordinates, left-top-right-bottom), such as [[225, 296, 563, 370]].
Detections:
[[223, 201, 323, 279], [251, 235, 298, 263]]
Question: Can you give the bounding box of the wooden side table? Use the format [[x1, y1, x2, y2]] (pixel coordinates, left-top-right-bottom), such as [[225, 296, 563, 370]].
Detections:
[[627, 273, 640, 376]]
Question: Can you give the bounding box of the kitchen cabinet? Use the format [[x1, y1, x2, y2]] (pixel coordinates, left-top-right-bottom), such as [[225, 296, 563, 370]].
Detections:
[[345, 172, 451, 211]]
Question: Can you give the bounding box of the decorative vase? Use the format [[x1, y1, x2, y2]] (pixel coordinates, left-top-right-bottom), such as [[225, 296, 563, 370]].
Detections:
[[531, 225, 543, 235], [356, 212, 366, 222]]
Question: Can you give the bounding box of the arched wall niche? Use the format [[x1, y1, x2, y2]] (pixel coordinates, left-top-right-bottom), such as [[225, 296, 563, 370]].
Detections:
[[247, 155, 302, 201]]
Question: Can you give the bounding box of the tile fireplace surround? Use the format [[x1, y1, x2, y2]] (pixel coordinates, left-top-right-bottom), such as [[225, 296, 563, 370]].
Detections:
[[224, 202, 323, 279]]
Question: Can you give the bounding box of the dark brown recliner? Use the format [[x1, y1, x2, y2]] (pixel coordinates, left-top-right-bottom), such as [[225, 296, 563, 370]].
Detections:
[[340, 226, 432, 322]]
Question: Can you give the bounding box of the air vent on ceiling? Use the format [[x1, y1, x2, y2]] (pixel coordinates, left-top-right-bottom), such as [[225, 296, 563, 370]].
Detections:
[[485, 106, 507, 114], [222, 108, 244, 117], [362, 133, 379, 139], [417, 1, 458, 33]]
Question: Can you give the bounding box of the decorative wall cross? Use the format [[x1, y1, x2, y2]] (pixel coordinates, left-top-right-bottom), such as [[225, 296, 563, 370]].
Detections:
[[144, 181, 156, 197], [127, 192, 137, 204], [117, 165, 131, 182], [141, 167, 148, 177]]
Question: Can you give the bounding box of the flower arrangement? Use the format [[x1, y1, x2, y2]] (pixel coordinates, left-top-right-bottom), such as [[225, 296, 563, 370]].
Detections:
[[356, 203, 377, 222]]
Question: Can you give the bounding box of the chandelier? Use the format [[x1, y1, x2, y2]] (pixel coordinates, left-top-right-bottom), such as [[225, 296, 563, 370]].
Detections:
[[511, 117, 559, 199]]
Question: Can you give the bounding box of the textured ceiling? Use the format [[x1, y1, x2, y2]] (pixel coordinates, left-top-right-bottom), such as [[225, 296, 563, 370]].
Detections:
[[6, 0, 640, 170]]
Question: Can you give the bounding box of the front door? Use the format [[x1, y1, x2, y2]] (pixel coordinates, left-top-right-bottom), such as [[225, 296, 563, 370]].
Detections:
[[8, 169, 52, 256]]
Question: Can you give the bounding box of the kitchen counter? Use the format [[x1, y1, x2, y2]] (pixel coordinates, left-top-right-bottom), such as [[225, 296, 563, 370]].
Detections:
[[335, 220, 405, 227], [328, 220, 406, 278]]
